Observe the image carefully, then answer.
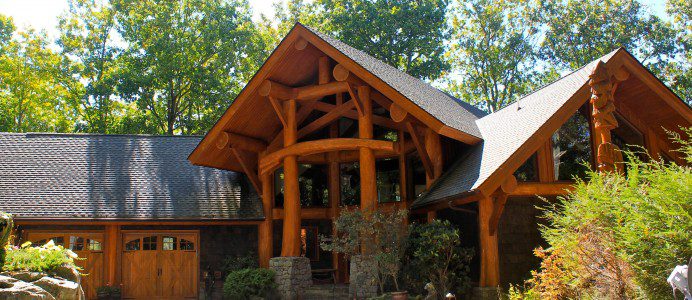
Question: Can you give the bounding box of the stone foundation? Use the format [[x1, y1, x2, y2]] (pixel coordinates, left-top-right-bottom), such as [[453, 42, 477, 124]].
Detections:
[[471, 286, 500, 300], [269, 257, 312, 299], [348, 255, 378, 299]]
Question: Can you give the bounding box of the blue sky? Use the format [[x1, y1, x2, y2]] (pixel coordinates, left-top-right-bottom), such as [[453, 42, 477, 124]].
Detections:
[[0, 0, 669, 41]]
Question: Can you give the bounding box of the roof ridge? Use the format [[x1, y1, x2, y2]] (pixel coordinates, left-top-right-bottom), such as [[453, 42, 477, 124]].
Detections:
[[0, 132, 205, 138]]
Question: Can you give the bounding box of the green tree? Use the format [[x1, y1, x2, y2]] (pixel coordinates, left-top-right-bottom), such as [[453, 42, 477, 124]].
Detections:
[[0, 29, 77, 132], [58, 0, 126, 133], [533, 0, 679, 71], [0, 14, 14, 54], [447, 0, 546, 113], [663, 0, 691, 103], [113, 0, 272, 135], [275, 0, 451, 81]]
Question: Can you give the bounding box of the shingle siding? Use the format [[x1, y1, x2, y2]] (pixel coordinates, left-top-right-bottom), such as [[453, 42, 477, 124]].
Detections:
[[0, 133, 263, 220]]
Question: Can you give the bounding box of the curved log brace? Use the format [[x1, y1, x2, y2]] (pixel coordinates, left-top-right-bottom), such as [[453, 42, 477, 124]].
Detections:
[[259, 138, 397, 175]]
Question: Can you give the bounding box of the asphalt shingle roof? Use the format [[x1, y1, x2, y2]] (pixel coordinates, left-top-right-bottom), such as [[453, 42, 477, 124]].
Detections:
[[303, 25, 487, 138], [413, 50, 620, 208], [0, 133, 263, 220]]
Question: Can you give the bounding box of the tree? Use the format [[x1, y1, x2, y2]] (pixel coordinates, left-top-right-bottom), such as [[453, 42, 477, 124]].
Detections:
[[663, 0, 691, 103], [0, 29, 78, 132], [533, 0, 679, 71], [447, 0, 545, 113], [113, 0, 272, 135], [58, 0, 125, 133], [0, 14, 14, 54], [275, 0, 452, 81]]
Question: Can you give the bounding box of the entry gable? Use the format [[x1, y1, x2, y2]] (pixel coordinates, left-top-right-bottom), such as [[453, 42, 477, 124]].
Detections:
[[189, 23, 485, 172]]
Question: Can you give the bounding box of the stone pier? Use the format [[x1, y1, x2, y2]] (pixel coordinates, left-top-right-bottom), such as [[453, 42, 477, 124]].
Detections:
[[269, 257, 312, 299]]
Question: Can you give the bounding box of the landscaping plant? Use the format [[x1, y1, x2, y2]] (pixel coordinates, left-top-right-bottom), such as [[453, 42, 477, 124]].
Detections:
[[222, 268, 276, 300], [3, 240, 82, 273], [222, 251, 259, 275], [510, 128, 692, 299], [403, 219, 474, 299], [0, 212, 13, 266]]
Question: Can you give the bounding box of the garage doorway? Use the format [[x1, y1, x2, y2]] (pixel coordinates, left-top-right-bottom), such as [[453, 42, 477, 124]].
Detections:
[[121, 231, 198, 299]]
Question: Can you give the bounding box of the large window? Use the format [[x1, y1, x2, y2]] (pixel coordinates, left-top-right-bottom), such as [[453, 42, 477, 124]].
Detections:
[[552, 104, 593, 181], [340, 162, 360, 206], [274, 164, 329, 207], [514, 153, 538, 181], [612, 114, 645, 161], [376, 158, 400, 203], [409, 154, 427, 198]]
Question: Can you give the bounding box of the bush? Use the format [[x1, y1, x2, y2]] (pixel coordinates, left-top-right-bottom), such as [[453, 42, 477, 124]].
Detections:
[[3, 240, 82, 273], [0, 212, 13, 266], [402, 220, 473, 299], [516, 128, 692, 299], [222, 252, 258, 275], [222, 268, 276, 300]]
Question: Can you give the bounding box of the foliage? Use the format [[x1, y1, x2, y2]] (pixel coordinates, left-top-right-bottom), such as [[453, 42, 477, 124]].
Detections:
[[402, 220, 473, 299], [447, 0, 545, 113], [512, 128, 692, 299], [320, 208, 409, 294], [96, 284, 121, 296], [0, 212, 13, 267], [3, 240, 82, 273], [222, 268, 276, 300], [221, 252, 258, 275]]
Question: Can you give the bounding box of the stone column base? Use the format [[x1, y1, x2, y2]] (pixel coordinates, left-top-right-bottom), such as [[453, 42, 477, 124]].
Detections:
[[471, 286, 500, 300], [348, 255, 378, 299], [269, 257, 312, 300]]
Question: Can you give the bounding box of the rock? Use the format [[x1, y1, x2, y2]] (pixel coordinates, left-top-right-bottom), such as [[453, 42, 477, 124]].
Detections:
[[33, 277, 84, 300], [270, 257, 312, 299], [0, 275, 55, 300], [349, 255, 378, 299], [49, 265, 81, 285], [2, 272, 45, 283]]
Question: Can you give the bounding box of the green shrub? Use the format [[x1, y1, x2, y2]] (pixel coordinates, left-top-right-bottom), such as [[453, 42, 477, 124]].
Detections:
[[0, 212, 13, 266], [521, 128, 692, 299], [3, 240, 82, 273], [402, 220, 473, 299], [222, 268, 276, 300], [222, 252, 258, 274]]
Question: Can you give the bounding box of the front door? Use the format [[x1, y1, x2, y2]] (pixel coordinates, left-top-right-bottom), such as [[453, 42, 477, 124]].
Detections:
[[121, 231, 198, 299]]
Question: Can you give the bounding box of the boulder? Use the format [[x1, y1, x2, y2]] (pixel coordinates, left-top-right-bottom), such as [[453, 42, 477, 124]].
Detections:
[[0, 275, 55, 300], [33, 277, 84, 300], [1, 272, 45, 283], [49, 265, 81, 285]]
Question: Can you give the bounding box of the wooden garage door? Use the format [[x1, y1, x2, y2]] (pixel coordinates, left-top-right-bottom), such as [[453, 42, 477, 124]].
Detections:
[[122, 232, 198, 300], [27, 232, 105, 300]]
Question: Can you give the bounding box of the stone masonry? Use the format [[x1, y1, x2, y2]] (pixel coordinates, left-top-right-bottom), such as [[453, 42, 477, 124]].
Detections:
[[348, 255, 378, 299], [270, 257, 312, 299]]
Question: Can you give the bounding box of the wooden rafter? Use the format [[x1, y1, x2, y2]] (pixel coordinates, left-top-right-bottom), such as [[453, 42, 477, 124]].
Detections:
[[267, 96, 287, 128], [259, 80, 349, 102], [298, 100, 355, 139], [312, 102, 406, 131], [230, 148, 262, 196], [488, 176, 517, 235], [346, 83, 363, 115], [406, 122, 434, 178]]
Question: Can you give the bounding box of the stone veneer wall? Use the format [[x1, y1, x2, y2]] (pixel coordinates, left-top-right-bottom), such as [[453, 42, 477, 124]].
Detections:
[[497, 196, 551, 287], [269, 256, 312, 299]]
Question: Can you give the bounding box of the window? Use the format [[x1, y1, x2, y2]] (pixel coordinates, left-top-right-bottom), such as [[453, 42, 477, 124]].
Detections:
[[376, 158, 400, 203], [409, 154, 427, 198], [514, 153, 538, 181], [300, 227, 319, 262], [612, 114, 645, 163], [180, 239, 195, 251], [125, 239, 140, 251], [275, 165, 330, 207], [142, 236, 157, 251], [163, 236, 177, 251], [87, 239, 102, 251], [340, 162, 360, 206], [69, 236, 84, 251], [552, 104, 592, 181]]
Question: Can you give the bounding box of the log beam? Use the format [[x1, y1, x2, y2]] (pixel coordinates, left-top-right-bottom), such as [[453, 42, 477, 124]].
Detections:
[[313, 102, 406, 131], [406, 122, 434, 179], [297, 100, 355, 139], [230, 148, 262, 195], [389, 103, 408, 123], [259, 80, 349, 101], [217, 131, 268, 153]]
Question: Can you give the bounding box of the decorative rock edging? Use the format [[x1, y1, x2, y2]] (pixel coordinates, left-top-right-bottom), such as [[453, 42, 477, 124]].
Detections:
[[269, 256, 312, 300], [0, 266, 84, 300]]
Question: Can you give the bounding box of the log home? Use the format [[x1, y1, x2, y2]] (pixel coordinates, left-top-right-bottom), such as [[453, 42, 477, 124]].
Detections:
[[0, 23, 690, 299]]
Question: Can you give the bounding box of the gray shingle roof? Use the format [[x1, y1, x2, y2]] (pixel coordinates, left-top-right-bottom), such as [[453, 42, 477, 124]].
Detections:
[[303, 25, 486, 138], [0, 133, 263, 220], [413, 50, 620, 208]]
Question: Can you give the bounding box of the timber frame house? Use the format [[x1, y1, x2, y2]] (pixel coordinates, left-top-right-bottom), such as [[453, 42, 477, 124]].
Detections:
[[0, 23, 690, 298]]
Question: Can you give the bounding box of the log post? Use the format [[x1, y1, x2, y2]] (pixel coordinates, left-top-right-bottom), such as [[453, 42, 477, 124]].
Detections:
[[105, 224, 120, 285], [358, 85, 377, 212], [280, 99, 301, 257], [258, 171, 273, 267], [425, 128, 443, 221], [478, 195, 500, 287], [589, 61, 623, 173]]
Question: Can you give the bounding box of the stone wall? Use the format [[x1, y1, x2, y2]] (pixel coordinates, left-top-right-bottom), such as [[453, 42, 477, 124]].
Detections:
[[497, 196, 551, 287], [270, 256, 312, 299]]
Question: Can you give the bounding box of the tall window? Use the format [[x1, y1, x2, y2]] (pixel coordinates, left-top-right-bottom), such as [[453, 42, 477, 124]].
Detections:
[[409, 154, 427, 198], [376, 158, 400, 203], [612, 114, 645, 162], [274, 165, 329, 207], [514, 153, 539, 181], [552, 104, 593, 181], [340, 162, 360, 206]]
